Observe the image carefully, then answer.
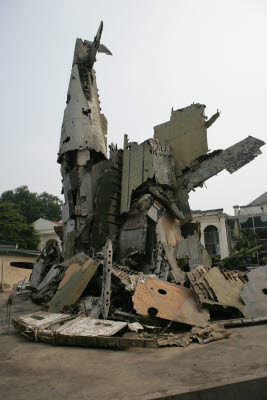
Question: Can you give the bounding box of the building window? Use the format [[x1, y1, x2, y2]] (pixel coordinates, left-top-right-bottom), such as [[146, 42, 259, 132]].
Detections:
[[226, 215, 267, 267], [204, 225, 221, 257]]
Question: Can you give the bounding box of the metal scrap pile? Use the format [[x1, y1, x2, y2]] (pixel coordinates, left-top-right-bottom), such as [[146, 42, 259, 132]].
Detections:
[[12, 22, 266, 349]]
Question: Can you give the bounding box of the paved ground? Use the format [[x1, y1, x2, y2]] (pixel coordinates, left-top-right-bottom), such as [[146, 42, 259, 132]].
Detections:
[[0, 291, 267, 399]]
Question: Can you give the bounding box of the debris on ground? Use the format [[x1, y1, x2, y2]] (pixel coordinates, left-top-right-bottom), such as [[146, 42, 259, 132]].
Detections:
[[12, 21, 266, 349]]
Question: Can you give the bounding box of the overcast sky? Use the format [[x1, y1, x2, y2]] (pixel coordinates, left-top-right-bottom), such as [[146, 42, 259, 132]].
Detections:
[[0, 0, 266, 214]]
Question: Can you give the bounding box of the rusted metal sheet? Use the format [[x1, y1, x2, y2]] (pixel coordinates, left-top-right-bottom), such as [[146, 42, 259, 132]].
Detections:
[[48, 258, 101, 312], [156, 211, 182, 247], [132, 278, 209, 327], [101, 239, 113, 319], [240, 266, 267, 317], [187, 266, 247, 310]]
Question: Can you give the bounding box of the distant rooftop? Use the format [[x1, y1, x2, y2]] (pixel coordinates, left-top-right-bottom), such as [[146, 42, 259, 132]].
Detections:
[[192, 208, 225, 217], [247, 192, 267, 206]]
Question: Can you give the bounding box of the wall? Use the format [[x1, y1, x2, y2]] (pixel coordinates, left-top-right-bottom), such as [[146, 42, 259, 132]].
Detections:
[[234, 204, 267, 216], [0, 254, 37, 291]]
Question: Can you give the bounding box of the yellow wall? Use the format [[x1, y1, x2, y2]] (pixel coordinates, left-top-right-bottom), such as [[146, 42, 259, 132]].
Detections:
[[0, 254, 37, 291]]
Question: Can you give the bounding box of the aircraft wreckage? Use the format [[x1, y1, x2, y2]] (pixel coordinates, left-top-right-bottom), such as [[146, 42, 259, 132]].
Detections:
[[12, 22, 266, 349]]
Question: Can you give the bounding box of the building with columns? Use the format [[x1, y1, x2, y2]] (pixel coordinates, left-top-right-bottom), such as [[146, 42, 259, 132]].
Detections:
[[192, 192, 267, 267], [192, 209, 229, 259]]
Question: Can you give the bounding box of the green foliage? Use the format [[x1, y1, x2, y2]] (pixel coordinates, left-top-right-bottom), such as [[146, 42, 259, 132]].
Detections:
[[221, 229, 260, 270], [235, 229, 258, 251], [0, 201, 40, 249], [0, 186, 62, 223]]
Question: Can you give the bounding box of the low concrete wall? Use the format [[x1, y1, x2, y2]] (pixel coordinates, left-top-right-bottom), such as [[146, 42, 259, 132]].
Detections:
[[0, 254, 37, 291]]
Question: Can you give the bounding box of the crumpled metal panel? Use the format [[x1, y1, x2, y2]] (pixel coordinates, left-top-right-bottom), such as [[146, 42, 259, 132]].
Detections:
[[120, 135, 176, 214], [176, 234, 209, 270], [91, 149, 122, 250], [187, 266, 247, 310], [156, 211, 182, 247], [48, 258, 101, 312], [179, 136, 265, 191], [240, 266, 267, 317], [132, 278, 209, 327], [111, 264, 143, 292]]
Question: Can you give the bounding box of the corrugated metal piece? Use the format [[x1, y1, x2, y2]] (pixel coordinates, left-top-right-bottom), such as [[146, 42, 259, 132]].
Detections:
[[187, 266, 247, 310], [112, 264, 142, 292], [132, 278, 209, 327], [48, 258, 102, 312]]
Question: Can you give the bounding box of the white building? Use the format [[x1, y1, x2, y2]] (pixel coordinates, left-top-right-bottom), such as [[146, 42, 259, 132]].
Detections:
[[33, 218, 62, 250], [192, 192, 267, 266], [192, 209, 229, 259]]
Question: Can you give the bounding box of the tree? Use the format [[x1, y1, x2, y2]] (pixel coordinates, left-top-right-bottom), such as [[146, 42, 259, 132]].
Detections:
[[0, 186, 62, 223], [0, 201, 40, 249]]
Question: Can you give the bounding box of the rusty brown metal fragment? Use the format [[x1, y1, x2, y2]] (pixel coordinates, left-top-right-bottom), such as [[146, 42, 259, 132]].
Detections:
[[132, 278, 209, 327]]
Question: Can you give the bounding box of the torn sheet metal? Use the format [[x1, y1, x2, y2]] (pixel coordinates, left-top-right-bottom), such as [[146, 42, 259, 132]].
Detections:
[[48, 258, 102, 312], [128, 322, 144, 332], [30, 261, 46, 289], [156, 211, 182, 247], [77, 296, 101, 318], [58, 252, 89, 271], [162, 244, 186, 285], [240, 266, 267, 317], [176, 234, 210, 270], [120, 135, 176, 214], [187, 266, 247, 310], [132, 278, 209, 327], [154, 104, 209, 175], [101, 239, 112, 319], [37, 265, 60, 292], [111, 264, 143, 292], [179, 136, 265, 191], [91, 148, 122, 250]]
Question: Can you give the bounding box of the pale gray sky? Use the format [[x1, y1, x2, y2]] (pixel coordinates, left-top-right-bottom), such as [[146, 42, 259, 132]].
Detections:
[[0, 0, 266, 214]]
